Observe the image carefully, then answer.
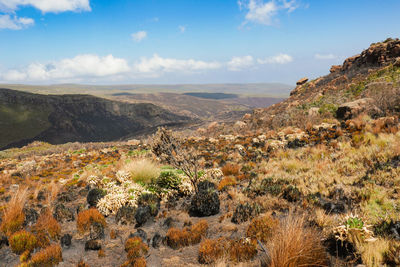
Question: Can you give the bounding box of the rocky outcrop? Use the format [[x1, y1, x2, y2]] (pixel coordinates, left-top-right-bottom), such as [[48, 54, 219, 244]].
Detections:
[[336, 98, 382, 120]]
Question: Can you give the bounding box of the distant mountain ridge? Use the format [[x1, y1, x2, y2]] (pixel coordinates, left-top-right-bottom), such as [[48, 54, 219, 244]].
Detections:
[[0, 88, 193, 149]]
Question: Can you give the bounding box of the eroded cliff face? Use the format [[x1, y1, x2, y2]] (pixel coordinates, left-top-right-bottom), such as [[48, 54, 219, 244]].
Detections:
[[0, 89, 193, 149]]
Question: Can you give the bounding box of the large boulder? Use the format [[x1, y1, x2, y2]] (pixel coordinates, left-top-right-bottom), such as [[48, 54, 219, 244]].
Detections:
[[336, 98, 381, 120], [189, 181, 220, 217]]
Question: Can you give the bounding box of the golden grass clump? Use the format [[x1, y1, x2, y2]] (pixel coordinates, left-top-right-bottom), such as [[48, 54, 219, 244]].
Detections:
[[77, 208, 106, 234], [264, 214, 328, 267], [32, 210, 61, 248], [0, 188, 28, 236], [121, 158, 160, 184], [9, 230, 37, 255], [27, 244, 63, 267], [166, 220, 208, 249], [217, 176, 237, 191], [246, 215, 279, 243], [221, 163, 240, 176]]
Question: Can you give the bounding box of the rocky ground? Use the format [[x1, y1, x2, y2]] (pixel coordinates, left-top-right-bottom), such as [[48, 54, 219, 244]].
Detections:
[[0, 38, 400, 267]]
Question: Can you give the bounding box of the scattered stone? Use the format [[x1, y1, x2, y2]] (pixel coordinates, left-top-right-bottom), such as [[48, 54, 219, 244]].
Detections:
[[163, 217, 175, 229], [85, 240, 101, 251], [152, 232, 162, 248], [394, 57, 400, 67], [296, 77, 308, 86], [60, 234, 72, 248], [189, 181, 220, 217], [115, 205, 136, 225], [53, 203, 75, 223], [129, 229, 147, 243], [90, 222, 105, 240], [87, 188, 106, 208]]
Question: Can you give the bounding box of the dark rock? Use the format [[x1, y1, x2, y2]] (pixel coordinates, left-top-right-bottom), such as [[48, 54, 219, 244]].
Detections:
[[0, 233, 8, 248], [53, 203, 75, 223], [189, 185, 220, 217], [322, 201, 346, 214], [324, 235, 360, 262], [286, 138, 307, 149], [36, 190, 46, 202], [135, 206, 152, 227], [60, 234, 72, 248], [231, 203, 261, 224], [115, 205, 136, 225], [57, 190, 76, 203], [282, 185, 301, 202], [336, 98, 381, 120], [129, 229, 147, 243], [296, 77, 308, 86], [23, 208, 38, 226], [85, 240, 101, 251], [151, 232, 162, 248], [87, 189, 106, 208], [137, 193, 160, 217], [163, 217, 174, 229], [90, 222, 105, 240]]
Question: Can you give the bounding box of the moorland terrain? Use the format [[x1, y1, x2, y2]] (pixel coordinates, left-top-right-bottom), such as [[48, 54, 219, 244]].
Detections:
[[0, 38, 400, 267]]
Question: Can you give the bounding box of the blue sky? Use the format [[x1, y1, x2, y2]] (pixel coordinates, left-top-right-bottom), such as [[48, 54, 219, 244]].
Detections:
[[0, 0, 399, 85]]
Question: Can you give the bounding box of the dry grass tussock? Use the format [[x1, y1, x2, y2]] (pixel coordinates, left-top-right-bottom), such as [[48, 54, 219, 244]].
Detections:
[[121, 157, 160, 184], [264, 213, 328, 267], [0, 187, 28, 236]]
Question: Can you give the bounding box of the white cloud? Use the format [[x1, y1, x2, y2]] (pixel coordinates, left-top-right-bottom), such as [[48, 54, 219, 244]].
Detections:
[[240, 0, 299, 25], [0, 0, 91, 13], [133, 54, 221, 75], [2, 54, 130, 82], [257, 53, 293, 64], [315, 53, 336, 60], [178, 25, 185, 33], [0, 14, 34, 29], [132, 31, 147, 42], [227, 55, 254, 71]]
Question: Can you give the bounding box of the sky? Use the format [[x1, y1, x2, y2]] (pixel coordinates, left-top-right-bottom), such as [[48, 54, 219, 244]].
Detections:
[[0, 0, 399, 85]]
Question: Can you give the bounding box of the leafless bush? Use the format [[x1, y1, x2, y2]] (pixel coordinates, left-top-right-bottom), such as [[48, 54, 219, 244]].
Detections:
[[152, 127, 202, 193]]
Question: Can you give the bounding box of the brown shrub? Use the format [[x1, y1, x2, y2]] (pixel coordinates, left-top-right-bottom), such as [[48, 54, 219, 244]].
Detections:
[[77, 209, 106, 234], [264, 214, 328, 267], [124, 237, 149, 267], [32, 210, 61, 248], [9, 230, 37, 255], [246, 215, 279, 243], [190, 220, 208, 244], [228, 238, 257, 262], [198, 238, 228, 264], [218, 176, 237, 191], [166, 220, 208, 249], [198, 237, 257, 264], [0, 188, 27, 236], [165, 228, 190, 249], [28, 244, 62, 267], [221, 164, 240, 176], [77, 259, 90, 267]]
